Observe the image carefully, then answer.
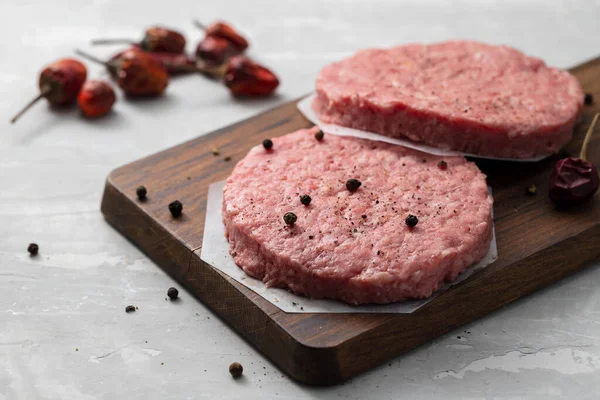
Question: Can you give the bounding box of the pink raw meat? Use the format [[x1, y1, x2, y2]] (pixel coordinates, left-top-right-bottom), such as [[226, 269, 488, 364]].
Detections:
[[314, 41, 583, 159], [222, 128, 493, 305]]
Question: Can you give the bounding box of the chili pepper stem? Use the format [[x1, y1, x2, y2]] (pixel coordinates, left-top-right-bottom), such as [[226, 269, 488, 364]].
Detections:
[[74, 49, 110, 67], [10, 85, 52, 124], [90, 38, 136, 46], [192, 19, 206, 30], [580, 112, 600, 161]]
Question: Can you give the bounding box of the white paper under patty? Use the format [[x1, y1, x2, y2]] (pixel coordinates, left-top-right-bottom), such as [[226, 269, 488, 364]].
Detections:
[[297, 94, 549, 162], [200, 181, 497, 314]]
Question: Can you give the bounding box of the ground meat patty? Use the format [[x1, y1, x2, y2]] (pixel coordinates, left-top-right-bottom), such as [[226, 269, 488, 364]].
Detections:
[[313, 41, 583, 159], [222, 127, 493, 305]]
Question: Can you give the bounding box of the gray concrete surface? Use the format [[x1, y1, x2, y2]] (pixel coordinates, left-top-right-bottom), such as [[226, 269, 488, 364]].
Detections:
[[1, 0, 600, 398]]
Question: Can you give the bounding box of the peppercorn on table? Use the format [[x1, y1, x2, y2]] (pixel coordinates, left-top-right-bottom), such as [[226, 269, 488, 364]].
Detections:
[[3, 0, 600, 398]]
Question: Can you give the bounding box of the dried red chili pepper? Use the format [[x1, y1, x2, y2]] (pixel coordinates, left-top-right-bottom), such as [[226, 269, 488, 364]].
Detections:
[[149, 52, 198, 75], [549, 112, 599, 206], [77, 80, 116, 118], [194, 19, 248, 51], [91, 26, 186, 54], [110, 48, 198, 76], [10, 58, 87, 124], [195, 36, 240, 66], [223, 56, 279, 97], [76, 48, 169, 96]]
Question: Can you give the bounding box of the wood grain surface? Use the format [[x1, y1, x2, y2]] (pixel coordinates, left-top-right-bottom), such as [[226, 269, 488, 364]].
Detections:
[[101, 57, 600, 386]]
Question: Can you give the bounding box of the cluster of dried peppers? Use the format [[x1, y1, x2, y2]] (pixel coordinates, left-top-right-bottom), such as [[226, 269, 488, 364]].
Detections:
[[88, 20, 279, 96], [11, 20, 279, 123]]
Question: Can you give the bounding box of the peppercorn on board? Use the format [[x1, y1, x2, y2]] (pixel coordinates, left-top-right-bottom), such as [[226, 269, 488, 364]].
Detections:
[[101, 57, 600, 386]]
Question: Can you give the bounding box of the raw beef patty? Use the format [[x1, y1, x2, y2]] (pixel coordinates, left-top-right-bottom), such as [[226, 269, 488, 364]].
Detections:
[[313, 40, 583, 159], [222, 128, 493, 305]]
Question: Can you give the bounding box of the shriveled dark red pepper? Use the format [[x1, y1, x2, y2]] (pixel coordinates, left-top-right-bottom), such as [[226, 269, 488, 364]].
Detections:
[[11, 58, 87, 123], [77, 80, 116, 118], [223, 56, 279, 97], [149, 52, 198, 75], [196, 36, 240, 66], [194, 19, 248, 51], [110, 47, 198, 76], [549, 113, 599, 206], [91, 26, 186, 54], [76, 48, 169, 96]]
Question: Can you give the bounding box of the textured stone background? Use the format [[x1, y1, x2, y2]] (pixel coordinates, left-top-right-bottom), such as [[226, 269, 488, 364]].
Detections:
[[1, 0, 599, 398]]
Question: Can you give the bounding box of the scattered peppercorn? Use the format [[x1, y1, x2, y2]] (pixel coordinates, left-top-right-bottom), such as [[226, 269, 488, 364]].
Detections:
[[224, 156, 231, 162], [125, 305, 136, 313], [229, 362, 243, 378], [584, 93, 594, 105], [136, 186, 147, 201], [405, 214, 418, 228], [262, 139, 273, 150], [346, 179, 362, 191], [526, 184, 537, 196], [308, 235, 314, 239], [212, 148, 220, 156], [437, 160, 448, 170], [361, 214, 367, 219], [315, 130, 324, 141], [27, 243, 39, 256], [283, 212, 297, 226], [300, 194, 311, 206], [167, 287, 179, 300], [169, 200, 183, 217]]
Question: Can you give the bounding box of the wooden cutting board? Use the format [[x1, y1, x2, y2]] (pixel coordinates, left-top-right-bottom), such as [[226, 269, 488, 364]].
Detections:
[[101, 57, 600, 386]]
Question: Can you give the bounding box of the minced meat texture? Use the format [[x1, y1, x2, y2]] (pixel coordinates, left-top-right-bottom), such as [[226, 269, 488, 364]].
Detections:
[[222, 128, 493, 305]]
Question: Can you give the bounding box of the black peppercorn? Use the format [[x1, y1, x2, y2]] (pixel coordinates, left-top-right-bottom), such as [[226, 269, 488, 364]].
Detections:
[[300, 194, 311, 206], [437, 160, 447, 170], [27, 243, 39, 256], [283, 212, 297, 226], [125, 305, 136, 313], [224, 156, 231, 162], [361, 214, 367, 219], [346, 179, 362, 191], [229, 362, 243, 378], [315, 130, 324, 141], [167, 287, 179, 300], [584, 93, 594, 105], [169, 200, 183, 217], [136, 186, 147, 201], [405, 214, 418, 227], [262, 139, 273, 150], [526, 184, 537, 196]]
